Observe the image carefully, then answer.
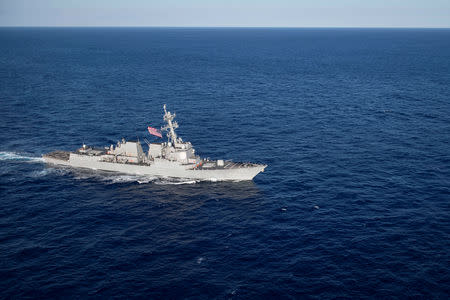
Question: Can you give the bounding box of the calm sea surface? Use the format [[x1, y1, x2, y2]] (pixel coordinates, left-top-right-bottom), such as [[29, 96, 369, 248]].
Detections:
[[0, 28, 449, 298]]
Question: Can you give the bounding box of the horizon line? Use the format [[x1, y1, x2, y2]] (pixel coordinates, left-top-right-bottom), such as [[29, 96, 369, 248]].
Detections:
[[1, 25, 450, 29]]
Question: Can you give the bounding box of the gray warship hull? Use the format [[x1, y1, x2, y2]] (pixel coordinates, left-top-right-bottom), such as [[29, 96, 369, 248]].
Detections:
[[43, 105, 266, 181], [43, 151, 266, 181]]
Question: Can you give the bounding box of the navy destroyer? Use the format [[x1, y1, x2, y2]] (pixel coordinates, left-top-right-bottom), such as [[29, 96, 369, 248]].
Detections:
[[43, 105, 266, 181]]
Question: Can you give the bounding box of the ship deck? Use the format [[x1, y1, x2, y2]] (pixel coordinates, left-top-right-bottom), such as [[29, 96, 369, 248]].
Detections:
[[196, 161, 263, 170], [43, 151, 71, 161]]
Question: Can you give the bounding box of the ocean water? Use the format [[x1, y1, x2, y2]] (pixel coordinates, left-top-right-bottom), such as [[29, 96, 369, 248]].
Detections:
[[0, 28, 449, 298]]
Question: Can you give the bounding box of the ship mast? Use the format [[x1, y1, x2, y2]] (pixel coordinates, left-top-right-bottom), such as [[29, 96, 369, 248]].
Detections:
[[162, 104, 180, 144]]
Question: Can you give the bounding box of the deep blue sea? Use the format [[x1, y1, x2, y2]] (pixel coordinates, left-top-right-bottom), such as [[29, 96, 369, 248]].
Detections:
[[0, 28, 449, 298]]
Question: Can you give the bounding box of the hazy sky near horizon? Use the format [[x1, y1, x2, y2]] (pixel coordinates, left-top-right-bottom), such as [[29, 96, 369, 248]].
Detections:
[[1, 0, 449, 28]]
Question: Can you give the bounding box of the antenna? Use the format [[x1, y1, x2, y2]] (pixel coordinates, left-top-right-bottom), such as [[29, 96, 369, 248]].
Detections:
[[144, 138, 151, 147], [162, 104, 180, 144]]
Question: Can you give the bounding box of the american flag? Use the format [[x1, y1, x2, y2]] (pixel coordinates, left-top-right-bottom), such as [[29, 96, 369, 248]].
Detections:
[[147, 126, 162, 138]]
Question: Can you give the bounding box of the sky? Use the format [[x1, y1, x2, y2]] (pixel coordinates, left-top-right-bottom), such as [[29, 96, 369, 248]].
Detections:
[[1, 0, 449, 28]]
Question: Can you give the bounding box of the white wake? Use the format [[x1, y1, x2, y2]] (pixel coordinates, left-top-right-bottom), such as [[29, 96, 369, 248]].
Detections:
[[0, 151, 44, 163]]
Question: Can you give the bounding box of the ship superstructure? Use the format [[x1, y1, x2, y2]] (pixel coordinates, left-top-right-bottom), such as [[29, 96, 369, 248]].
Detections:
[[43, 105, 266, 181]]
